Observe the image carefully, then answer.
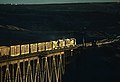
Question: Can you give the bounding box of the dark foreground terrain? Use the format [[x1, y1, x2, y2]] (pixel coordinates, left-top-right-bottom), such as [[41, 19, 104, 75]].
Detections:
[[62, 46, 120, 82]]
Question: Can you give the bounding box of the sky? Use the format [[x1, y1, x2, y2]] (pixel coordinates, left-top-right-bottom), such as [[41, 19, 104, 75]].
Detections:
[[0, 0, 119, 4]]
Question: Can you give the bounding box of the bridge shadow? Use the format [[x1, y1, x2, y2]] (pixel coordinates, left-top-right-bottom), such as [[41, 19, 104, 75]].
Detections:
[[62, 46, 120, 82]]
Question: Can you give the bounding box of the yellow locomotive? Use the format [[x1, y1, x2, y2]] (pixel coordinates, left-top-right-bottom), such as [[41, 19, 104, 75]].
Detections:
[[0, 38, 76, 57]]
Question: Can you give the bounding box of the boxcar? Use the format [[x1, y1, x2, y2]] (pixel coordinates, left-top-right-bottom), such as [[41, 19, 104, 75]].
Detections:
[[65, 39, 71, 47], [58, 39, 65, 48], [70, 38, 76, 46], [52, 41, 58, 49], [0, 46, 10, 56], [38, 42, 46, 52], [10, 45, 20, 56], [46, 41, 53, 51], [30, 43, 37, 53], [21, 44, 29, 55]]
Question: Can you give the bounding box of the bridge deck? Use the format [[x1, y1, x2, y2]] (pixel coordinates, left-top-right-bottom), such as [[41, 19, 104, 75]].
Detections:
[[0, 46, 77, 66]]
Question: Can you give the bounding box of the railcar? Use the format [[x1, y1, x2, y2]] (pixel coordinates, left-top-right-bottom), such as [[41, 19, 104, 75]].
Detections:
[[70, 38, 76, 46], [65, 39, 71, 47], [52, 41, 59, 49], [58, 39, 65, 48], [0, 46, 10, 56], [21, 44, 29, 55], [65, 38, 76, 47], [30, 43, 37, 53], [10, 45, 20, 56], [46, 41, 53, 51], [38, 42, 46, 52]]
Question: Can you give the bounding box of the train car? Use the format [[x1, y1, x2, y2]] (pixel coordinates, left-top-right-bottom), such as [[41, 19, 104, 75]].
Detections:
[[58, 39, 65, 48], [0, 46, 10, 56], [65, 38, 76, 47], [10, 45, 20, 56], [52, 41, 59, 49], [65, 39, 71, 47], [46, 41, 53, 51], [70, 38, 76, 46], [38, 42, 46, 52], [21, 44, 29, 55], [30, 43, 37, 53]]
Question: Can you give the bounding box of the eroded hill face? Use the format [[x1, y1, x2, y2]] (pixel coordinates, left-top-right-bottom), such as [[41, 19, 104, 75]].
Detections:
[[0, 3, 120, 31], [0, 3, 119, 45]]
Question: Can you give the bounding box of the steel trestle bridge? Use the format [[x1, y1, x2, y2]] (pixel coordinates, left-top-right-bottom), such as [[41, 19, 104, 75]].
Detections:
[[0, 36, 120, 82]]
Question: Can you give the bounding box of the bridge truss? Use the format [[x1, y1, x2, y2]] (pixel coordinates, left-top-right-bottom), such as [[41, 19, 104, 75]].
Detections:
[[0, 52, 66, 82]]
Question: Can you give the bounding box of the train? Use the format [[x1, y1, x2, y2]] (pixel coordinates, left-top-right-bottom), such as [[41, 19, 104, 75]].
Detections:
[[0, 38, 76, 57]]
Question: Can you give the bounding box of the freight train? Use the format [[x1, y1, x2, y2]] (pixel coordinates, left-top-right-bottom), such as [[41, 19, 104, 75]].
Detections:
[[0, 38, 76, 57]]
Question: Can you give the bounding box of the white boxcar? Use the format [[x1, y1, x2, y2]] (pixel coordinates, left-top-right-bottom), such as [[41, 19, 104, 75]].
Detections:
[[0, 46, 10, 56], [21, 44, 29, 55], [52, 41, 58, 49], [59, 39, 65, 48], [65, 39, 71, 47], [38, 42, 46, 52], [46, 41, 53, 51], [10, 45, 20, 56], [70, 38, 76, 46], [65, 38, 76, 47], [30, 43, 37, 53]]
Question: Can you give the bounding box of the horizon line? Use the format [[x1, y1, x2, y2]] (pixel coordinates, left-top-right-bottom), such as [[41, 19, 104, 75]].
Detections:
[[0, 2, 119, 5]]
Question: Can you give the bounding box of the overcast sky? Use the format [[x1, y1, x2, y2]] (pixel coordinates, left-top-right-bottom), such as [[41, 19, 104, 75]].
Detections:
[[0, 0, 119, 4]]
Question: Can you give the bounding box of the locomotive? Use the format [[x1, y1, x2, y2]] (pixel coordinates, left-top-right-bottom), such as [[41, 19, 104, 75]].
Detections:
[[0, 38, 76, 57]]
